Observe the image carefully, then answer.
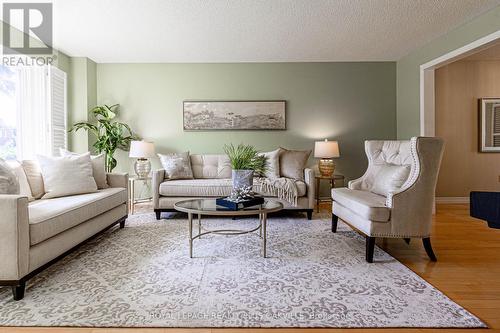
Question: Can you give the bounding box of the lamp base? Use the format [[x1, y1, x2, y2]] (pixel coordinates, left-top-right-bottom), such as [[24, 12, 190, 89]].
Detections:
[[134, 158, 151, 178], [318, 159, 335, 177]]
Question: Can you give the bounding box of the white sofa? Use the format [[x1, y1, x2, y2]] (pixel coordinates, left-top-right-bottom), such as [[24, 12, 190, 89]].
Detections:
[[153, 154, 315, 219], [0, 172, 128, 300]]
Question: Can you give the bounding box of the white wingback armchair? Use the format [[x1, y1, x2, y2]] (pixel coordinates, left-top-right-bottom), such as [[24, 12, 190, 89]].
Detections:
[[331, 137, 444, 263]]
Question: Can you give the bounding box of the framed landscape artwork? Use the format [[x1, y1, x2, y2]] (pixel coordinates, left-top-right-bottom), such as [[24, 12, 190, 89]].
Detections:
[[479, 98, 500, 152], [183, 100, 286, 130]]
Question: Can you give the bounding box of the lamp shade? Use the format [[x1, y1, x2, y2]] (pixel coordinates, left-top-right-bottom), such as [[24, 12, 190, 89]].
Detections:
[[314, 139, 340, 158], [129, 140, 155, 158]]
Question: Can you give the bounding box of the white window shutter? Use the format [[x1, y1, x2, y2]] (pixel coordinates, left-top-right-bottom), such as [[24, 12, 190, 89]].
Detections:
[[47, 66, 67, 156]]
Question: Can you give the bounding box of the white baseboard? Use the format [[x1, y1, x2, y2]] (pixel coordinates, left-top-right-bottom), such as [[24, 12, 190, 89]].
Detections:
[[435, 197, 470, 204]]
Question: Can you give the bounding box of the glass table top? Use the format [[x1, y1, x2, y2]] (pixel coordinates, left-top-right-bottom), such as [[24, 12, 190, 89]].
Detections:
[[174, 198, 283, 215]]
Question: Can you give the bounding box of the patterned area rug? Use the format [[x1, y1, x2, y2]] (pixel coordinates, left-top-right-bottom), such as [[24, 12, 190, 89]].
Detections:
[[0, 212, 486, 328]]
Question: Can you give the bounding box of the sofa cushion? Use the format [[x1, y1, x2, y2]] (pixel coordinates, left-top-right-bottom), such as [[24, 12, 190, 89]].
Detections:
[[21, 160, 45, 199], [28, 187, 127, 245], [37, 153, 98, 199], [332, 187, 390, 222], [60, 149, 109, 189], [158, 152, 194, 180], [190, 154, 231, 179], [159, 178, 307, 197]]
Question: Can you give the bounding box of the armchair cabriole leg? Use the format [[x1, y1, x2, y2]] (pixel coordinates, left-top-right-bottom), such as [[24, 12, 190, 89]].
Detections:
[[331, 214, 338, 233], [12, 281, 26, 301], [155, 210, 161, 220], [422, 237, 437, 261], [366, 236, 375, 263]]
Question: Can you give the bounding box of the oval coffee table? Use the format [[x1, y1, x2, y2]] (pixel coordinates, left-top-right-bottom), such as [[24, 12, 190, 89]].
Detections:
[[174, 199, 283, 258]]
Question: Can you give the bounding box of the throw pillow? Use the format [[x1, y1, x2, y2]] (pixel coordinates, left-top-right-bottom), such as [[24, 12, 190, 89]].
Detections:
[[217, 155, 232, 179], [21, 160, 45, 199], [259, 148, 280, 179], [370, 164, 411, 197], [59, 148, 108, 189], [158, 152, 194, 180], [6, 160, 34, 201], [37, 153, 98, 199], [0, 158, 20, 195], [279, 148, 311, 181]]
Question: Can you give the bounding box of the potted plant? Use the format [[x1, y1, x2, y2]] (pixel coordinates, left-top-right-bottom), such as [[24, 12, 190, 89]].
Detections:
[[223, 143, 267, 190], [69, 104, 138, 172]]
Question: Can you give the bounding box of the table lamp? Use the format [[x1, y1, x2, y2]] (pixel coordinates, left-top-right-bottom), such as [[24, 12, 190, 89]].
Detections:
[[129, 140, 155, 178], [314, 139, 340, 177]]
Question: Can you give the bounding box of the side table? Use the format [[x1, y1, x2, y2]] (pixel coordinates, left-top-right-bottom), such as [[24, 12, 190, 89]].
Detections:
[[128, 176, 152, 215], [315, 174, 345, 212]]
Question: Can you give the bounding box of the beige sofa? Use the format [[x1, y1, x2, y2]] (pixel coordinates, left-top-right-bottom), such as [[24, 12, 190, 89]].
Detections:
[[0, 172, 128, 300], [153, 154, 315, 219]]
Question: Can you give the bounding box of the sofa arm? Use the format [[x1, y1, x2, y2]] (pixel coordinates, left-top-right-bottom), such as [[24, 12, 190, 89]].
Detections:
[[152, 169, 165, 209], [0, 195, 30, 280], [107, 173, 128, 189], [304, 168, 315, 209]]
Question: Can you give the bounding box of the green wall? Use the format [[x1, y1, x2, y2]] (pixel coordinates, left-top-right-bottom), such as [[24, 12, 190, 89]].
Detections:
[[67, 57, 97, 152], [396, 6, 500, 139], [96, 62, 396, 185]]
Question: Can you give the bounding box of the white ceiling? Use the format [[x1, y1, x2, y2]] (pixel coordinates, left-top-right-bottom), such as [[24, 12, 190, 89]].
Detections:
[[51, 0, 500, 63]]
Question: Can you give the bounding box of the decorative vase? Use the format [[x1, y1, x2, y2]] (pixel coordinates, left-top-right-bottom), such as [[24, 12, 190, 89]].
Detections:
[[231, 169, 254, 190]]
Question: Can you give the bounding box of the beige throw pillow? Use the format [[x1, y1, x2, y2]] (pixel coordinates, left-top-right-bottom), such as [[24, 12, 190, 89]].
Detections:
[[6, 160, 34, 201], [158, 152, 194, 180], [259, 149, 280, 179], [279, 148, 311, 181], [60, 148, 108, 189], [0, 158, 20, 195], [37, 153, 98, 199], [217, 155, 232, 179], [370, 164, 411, 197], [21, 160, 45, 199]]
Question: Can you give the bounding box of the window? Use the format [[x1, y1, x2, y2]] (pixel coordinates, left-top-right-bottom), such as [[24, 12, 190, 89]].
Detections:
[[0, 66, 18, 160], [493, 104, 500, 147], [0, 64, 67, 160]]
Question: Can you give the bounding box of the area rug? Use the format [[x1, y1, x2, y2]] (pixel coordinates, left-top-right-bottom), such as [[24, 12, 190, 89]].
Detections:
[[0, 213, 486, 328]]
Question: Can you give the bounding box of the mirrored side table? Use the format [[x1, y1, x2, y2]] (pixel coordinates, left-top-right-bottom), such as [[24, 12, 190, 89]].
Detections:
[[315, 174, 345, 212], [128, 176, 152, 215]]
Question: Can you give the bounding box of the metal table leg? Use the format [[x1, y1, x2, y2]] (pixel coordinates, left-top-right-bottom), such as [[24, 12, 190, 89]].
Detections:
[[189, 212, 193, 258], [198, 213, 201, 238], [263, 212, 267, 258]]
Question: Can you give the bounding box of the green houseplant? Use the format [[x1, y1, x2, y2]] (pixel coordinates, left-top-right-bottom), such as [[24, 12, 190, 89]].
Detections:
[[223, 143, 267, 189], [70, 104, 138, 172]]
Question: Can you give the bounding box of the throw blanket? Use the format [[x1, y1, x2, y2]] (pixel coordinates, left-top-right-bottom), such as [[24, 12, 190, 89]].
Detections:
[[259, 177, 298, 206]]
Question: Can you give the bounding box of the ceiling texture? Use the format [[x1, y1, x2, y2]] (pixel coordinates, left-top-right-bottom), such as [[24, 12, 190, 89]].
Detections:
[[51, 0, 500, 63]]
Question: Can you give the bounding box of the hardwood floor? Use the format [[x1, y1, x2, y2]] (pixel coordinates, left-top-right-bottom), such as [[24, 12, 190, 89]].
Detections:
[[2, 203, 499, 333]]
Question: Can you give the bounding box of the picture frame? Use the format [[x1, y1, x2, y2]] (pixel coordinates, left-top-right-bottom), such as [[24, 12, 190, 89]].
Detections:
[[183, 100, 286, 131], [479, 98, 500, 153]]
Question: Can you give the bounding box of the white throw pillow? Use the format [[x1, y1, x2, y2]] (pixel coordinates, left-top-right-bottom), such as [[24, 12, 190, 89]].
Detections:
[[21, 160, 45, 199], [59, 148, 108, 189], [6, 160, 34, 201], [37, 153, 98, 199], [0, 158, 20, 195], [370, 164, 411, 197], [158, 152, 194, 180], [259, 149, 281, 179]]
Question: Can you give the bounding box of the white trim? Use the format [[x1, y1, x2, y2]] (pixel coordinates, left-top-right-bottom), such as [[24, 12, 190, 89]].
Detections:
[[435, 197, 470, 204], [419, 29, 500, 137]]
